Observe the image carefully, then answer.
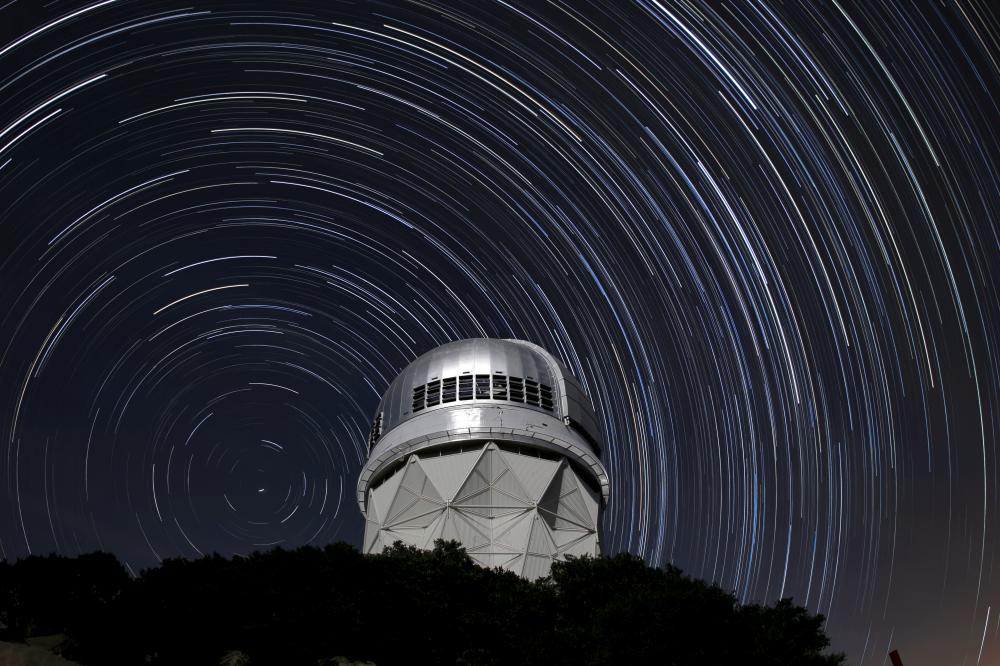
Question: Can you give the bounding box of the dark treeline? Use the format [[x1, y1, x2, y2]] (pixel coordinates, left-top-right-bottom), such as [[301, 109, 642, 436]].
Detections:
[[0, 541, 845, 665]]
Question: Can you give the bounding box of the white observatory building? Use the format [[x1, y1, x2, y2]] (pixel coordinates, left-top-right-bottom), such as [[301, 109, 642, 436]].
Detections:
[[357, 338, 609, 579]]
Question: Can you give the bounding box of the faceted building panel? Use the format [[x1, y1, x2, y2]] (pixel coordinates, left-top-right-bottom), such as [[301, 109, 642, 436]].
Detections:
[[363, 442, 601, 578], [419, 450, 481, 501]]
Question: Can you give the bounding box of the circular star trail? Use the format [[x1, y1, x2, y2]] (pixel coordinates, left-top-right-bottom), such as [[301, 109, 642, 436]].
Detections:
[[1, 2, 999, 664]]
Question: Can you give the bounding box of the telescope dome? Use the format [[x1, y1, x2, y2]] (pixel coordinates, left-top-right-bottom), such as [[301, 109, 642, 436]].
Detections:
[[357, 338, 610, 579]]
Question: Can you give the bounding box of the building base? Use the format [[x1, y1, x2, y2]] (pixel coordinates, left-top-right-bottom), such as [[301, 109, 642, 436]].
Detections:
[[363, 441, 601, 579]]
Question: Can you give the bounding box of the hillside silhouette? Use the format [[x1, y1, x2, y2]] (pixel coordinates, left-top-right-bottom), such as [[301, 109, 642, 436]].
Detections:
[[0, 541, 845, 665]]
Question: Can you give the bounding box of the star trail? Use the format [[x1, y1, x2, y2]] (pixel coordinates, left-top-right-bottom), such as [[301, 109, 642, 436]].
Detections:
[[1, 1, 998, 664]]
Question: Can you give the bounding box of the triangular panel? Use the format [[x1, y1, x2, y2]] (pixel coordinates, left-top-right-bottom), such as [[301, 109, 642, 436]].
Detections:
[[363, 523, 381, 553], [527, 513, 556, 556], [366, 492, 381, 525], [493, 466, 532, 504], [484, 444, 507, 484], [454, 455, 490, 503], [386, 460, 443, 524], [399, 458, 443, 502], [422, 510, 448, 548], [450, 511, 489, 548], [523, 554, 552, 579], [557, 487, 593, 528], [454, 487, 491, 518], [440, 510, 462, 543], [388, 502, 445, 529], [418, 450, 481, 501], [551, 527, 591, 548], [539, 465, 593, 529], [560, 534, 599, 557], [580, 479, 600, 527], [500, 554, 523, 576], [501, 450, 560, 502], [369, 466, 404, 526], [494, 511, 533, 550], [364, 488, 384, 553]]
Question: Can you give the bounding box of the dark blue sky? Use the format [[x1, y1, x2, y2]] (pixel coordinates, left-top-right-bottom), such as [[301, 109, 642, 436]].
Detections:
[[1, 2, 998, 664]]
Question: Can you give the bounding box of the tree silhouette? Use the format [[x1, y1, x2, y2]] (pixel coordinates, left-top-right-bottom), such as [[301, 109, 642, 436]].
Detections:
[[0, 542, 845, 665], [0, 551, 128, 641]]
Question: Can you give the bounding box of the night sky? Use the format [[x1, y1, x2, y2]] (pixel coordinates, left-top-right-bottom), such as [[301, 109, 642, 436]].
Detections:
[[0, 1, 998, 663]]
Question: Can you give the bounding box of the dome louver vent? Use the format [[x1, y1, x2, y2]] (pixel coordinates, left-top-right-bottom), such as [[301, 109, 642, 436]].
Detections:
[[410, 375, 554, 412]]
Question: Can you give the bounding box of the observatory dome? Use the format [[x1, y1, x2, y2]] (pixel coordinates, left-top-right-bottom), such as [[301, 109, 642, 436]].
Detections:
[[357, 338, 610, 578], [374, 338, 602, 449]]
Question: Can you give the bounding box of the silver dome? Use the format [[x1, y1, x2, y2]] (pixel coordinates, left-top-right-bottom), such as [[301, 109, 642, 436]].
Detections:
[[371, 338, 603, 450]]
